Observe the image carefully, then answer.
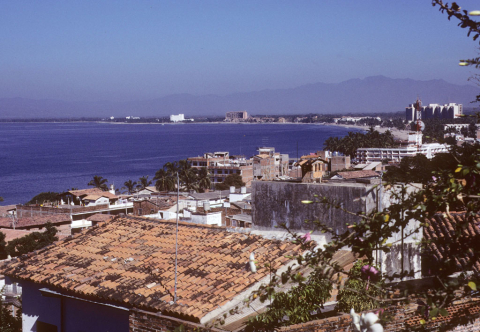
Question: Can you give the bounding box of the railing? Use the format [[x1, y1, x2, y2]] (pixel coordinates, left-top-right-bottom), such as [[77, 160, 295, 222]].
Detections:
[[3, 284, 22, 297]]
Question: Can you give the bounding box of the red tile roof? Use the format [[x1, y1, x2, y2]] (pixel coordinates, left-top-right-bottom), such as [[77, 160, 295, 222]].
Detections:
[[86, 214, 115, 223], [336, 170, 380, 179], [64, 188, 117, 199], [0, 214, 71, 229], [1, 216, 302, 322], [424, 212, 480, 274]]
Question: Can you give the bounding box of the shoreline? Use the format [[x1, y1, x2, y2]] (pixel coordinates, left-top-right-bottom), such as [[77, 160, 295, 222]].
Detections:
[[0, 120, 410, 140]]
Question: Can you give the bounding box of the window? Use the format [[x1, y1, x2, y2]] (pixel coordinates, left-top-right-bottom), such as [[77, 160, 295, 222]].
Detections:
[[138, 208, 143, 215]]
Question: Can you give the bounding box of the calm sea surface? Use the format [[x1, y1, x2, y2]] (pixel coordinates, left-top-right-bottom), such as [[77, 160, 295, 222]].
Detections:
[[0, 122, 362, 205]]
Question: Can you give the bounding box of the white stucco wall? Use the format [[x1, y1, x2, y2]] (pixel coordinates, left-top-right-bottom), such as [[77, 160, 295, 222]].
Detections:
[[191, 211, 222, 226]]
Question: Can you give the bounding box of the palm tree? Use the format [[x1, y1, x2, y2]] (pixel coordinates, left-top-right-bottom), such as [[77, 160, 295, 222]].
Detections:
[[154, 169, 176, 192], [178, 159, 198, 192], [197, 167, 211, 192], [88, 175, 108, 191], [137, 175, 152, 190], [122, 179, 137, 194], [164, 161, 179, 176]]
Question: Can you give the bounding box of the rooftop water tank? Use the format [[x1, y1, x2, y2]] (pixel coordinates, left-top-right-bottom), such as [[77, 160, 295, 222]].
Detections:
[[203, 202, 210, 211]]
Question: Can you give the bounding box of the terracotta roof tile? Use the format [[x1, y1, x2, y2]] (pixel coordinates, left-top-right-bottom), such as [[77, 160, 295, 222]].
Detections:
[[0, 214, 70, 229], [424, 212, 480, 274], [1, 215, 301, 321], [336, 170, 380, 179]]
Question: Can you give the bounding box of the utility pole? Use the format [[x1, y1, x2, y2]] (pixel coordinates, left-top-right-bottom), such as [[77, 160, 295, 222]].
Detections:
[[174, 172, 179, 303]]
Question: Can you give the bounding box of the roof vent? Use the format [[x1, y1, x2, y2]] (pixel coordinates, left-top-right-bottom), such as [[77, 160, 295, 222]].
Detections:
[[249, 252, 256, 273]]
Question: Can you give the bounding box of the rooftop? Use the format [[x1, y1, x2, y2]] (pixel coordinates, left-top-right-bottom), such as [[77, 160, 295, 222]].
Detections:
[[0, 214, 71, 229], [1, 215, 301, 322], [424, 212, 480, 274]]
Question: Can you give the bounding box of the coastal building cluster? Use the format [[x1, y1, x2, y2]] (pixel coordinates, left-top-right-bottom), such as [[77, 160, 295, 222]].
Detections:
[[405, 102, 463, 121]]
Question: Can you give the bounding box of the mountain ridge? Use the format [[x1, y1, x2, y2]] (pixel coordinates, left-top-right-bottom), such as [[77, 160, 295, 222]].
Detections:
[[0, 76, 477, 118]]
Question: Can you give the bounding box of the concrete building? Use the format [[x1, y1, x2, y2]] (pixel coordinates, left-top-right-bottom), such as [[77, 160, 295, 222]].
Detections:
[[188, 151, 230, 168], [225, 111, 248, 122], [406, 103, 463, 121], [169, 114, 184, 122], [252, 147, 289, 181], [252, 180, 422, 280], [356, 133, 448, 163]]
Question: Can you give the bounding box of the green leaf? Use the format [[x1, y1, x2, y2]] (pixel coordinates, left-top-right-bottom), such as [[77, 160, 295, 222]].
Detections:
[[468, 281, 477, 291], [455, 167, 462, 173], [430, 308, 439, 318], [439, 308, 449, 317], [301, 200, 313, 204], [420, 319, 426, 325]]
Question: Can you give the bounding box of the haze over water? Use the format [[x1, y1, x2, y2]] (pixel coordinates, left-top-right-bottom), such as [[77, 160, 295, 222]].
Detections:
[[0, 122, 362, 205]]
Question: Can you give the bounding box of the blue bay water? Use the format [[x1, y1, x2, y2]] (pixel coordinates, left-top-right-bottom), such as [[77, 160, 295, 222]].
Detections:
[[0, 122, 362, 205]]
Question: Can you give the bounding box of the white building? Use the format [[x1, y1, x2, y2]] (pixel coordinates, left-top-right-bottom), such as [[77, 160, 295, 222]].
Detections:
[[356, 133, 448, 163], [443, 123, 472, 132], [406, 103, 463, 122], [170, 114, 185, 122]]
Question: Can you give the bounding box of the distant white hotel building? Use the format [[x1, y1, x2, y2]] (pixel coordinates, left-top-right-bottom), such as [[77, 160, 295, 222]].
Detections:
[[170, 114, 185, 122], [170, 114, 194, 123], [406, 103, 462, 122], [333, 116, 381, 123], [356, 133, 448, 163]]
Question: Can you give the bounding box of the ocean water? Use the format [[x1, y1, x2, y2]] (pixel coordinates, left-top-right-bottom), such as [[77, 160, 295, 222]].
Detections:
[[0, 122, 362, 205]]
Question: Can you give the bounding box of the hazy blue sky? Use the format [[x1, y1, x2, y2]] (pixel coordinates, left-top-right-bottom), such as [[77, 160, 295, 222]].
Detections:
[[0, 1, 479, 102]]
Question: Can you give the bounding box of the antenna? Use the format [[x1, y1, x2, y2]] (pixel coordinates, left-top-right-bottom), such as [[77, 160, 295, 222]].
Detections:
[[174, 172, 179, 303]]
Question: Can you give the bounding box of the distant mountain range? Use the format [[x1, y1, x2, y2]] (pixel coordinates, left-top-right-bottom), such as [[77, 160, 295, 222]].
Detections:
[[0, 76, 478, 118]]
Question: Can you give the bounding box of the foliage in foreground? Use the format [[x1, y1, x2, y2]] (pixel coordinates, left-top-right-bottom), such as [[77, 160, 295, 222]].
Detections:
[[336, 260, 383, 313], [0, 301, 21, 332], [243, 136, 480, 331]]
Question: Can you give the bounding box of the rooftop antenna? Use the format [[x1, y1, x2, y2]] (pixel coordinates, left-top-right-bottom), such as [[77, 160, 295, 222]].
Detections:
[[174, 172, 179, 303]]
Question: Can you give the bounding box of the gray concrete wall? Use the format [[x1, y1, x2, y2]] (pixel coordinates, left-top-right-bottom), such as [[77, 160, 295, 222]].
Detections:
[[252, 181, 382, 234]]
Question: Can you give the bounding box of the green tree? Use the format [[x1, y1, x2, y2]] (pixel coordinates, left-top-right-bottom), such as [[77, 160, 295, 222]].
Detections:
[[383, 154, 434, 184], [122, 179, 137, 194], [178, 160, 198, 192], [137, 175, 153, 190], [0, 232, 6, 259], [336, 260, 383, 313], [215, 174, 245, 190], [26, 192, 59, 205], [0, 300, 22, 332], [323, 130, 396, 158], [154, 169, 176, 192], [88, 175, 108, 191], [197, 167, 212, 192], [6, 223, 58, 257]]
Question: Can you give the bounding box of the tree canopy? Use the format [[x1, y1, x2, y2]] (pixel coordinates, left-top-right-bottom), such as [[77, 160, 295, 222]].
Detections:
[[26, 191, 59, 205], [6, 223, 58, 257], [215, 174, 245, 190], [88, 175, 109, 191], [323, 129, 396, 158]]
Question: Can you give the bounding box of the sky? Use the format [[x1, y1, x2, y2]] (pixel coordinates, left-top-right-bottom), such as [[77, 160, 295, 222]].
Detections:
[[0, 1, 479, 102]]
